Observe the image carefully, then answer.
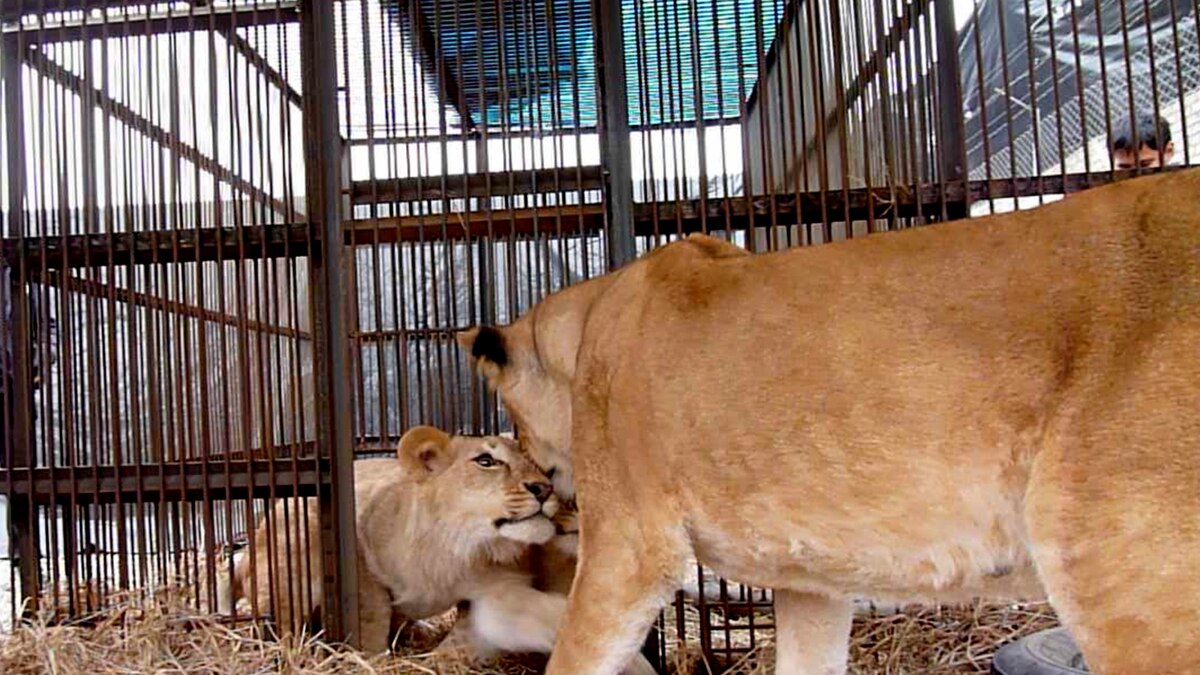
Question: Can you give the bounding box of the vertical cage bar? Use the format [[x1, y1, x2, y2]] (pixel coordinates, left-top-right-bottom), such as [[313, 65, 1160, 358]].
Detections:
[[594, 0, 636, 270], [2, 31, 40, 615], [933, 0, 967, 219], [299, 0, 359, 646]]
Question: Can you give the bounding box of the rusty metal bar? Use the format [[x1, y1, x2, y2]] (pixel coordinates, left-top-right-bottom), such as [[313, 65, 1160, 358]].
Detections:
[[298, 0, 358, 647], [637, 170, 1193, 229], [0, 0, 145, 22], [934, 0, 967, 220], [1, 458, 330, 506], [344, 117, 743, 148], [348, 165, 605, 203], [2, 221, 311, 270], [6, 169, 1193, 273], [593, 0, 636, 269], [1020, 0, 1046, 204], [2, 30, 40, 616]]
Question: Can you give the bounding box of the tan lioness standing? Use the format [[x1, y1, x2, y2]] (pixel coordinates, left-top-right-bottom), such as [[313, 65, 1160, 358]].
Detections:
[[458, 168, 1200, 675]]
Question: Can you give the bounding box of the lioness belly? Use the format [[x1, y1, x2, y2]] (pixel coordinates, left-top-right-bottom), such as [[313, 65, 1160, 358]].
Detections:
[[686, 491, 1046, 604]]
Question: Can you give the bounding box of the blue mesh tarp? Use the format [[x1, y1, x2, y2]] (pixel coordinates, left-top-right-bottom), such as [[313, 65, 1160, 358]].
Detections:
[[382, 0, 785, 130]]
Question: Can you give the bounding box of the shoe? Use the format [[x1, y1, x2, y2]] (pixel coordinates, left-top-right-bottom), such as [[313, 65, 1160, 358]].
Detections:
[[991, 627, 1090, 675]]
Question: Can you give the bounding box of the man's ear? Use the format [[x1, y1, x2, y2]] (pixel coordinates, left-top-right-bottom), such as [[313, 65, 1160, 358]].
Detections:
[[456, 325, 508, 382], [397, 425, 454, 479]]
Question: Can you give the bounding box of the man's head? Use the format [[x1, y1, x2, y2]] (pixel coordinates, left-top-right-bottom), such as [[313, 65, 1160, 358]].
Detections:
[[1111, 113, 1175, 170]]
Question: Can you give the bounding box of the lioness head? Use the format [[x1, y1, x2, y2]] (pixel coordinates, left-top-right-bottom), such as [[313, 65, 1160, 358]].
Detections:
[[397, 425, 559, 545], [456, 317, 579, 499], [457, 234, 748, 500]]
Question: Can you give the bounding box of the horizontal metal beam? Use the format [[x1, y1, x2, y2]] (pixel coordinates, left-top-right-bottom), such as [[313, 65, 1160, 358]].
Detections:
[[349, 166, 605, 204], [3, 220, 312, 270], [645, 169, 1190, 233], [2, 1, 142, 22], [1, 171, 1179, 269], [0, 458, 331, 506], [352, 326, 462, 343], [3, 2, 299, 42], [346, 204, 607, 243], [345, 117, 740, 147]]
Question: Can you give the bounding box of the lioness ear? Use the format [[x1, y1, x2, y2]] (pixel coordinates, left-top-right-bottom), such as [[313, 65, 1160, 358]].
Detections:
[[456, 326, 507, 382], [397, 425, 453, 478]]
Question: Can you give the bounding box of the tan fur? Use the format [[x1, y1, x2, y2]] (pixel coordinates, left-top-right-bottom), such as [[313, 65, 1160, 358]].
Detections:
[[223, 428, 655, 675], [228, 428, 560, 653], [460, 169, 1200, 675]]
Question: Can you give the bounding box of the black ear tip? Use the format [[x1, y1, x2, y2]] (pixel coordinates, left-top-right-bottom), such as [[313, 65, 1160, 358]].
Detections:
[[471, 326, 508, 367]]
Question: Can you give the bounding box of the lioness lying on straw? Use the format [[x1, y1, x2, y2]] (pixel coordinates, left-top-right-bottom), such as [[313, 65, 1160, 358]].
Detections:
[[217, 426, 655, 674]]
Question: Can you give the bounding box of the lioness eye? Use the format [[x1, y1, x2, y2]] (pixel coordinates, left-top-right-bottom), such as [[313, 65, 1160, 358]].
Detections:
[[473, 453, 499, 468]]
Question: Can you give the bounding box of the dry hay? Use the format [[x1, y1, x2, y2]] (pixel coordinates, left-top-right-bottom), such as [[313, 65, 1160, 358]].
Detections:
[[0, 591, 544, 675], [0, 591, 1058, 674], [847, 602, 1060, 674], [665, 601, 1061, 674]]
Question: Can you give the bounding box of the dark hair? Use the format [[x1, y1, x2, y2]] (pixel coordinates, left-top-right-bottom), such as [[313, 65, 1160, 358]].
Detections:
[[1111, 113, 1173, 152]]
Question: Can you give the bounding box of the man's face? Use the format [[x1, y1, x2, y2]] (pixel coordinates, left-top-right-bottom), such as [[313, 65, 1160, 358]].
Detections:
[[1113, 141, 1175, 170]]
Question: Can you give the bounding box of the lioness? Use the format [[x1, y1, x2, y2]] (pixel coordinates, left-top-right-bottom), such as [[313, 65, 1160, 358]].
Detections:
[[459, 168, 1200, 675]]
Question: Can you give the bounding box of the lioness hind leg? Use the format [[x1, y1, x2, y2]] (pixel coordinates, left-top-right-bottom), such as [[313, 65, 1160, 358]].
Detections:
[[773, 590, 853, 675], [1025, 327, 1200, 675]]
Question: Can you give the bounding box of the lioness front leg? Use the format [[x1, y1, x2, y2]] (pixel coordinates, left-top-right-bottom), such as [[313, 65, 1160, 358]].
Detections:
[[773, 589, 854, 675], [544, 521, 682, 675]]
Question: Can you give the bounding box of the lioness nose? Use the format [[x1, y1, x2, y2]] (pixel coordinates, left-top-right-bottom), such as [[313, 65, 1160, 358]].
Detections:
[[524, 481, 553, 503]]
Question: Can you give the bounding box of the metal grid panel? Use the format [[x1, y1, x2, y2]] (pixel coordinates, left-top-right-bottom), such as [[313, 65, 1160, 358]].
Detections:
[[0, 0, 352, 639]]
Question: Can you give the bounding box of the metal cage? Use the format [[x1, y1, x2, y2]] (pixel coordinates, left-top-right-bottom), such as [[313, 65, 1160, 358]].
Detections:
[[1, 0, 1197, 671]]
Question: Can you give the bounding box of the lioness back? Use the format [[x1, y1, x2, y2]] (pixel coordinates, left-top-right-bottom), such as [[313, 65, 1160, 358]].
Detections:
[[581, 169, 1200, 593]]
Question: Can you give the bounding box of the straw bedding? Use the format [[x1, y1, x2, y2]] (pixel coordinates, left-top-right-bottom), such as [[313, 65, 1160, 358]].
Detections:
[[0, 590, 1058, 674]]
